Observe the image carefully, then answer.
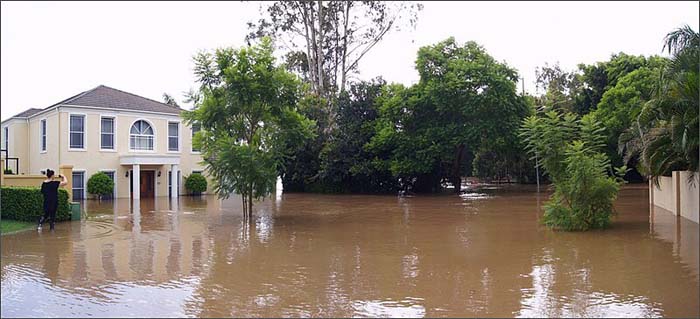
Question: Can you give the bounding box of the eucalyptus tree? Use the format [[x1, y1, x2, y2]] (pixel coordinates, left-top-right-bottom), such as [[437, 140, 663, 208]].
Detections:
[[246, 1, 422, 97], [183, 38, 315, 219]]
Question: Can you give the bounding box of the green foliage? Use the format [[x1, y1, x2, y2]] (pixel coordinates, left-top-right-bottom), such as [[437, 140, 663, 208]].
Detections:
[[87, 172, 114, 198], [183, 37, 314, 217], [317, 79, 398, 193], [3, 169, 13, 175], [520, 111, 626, 231], [0, 187, 70, 222], [184, 173, 208, 194], [619, 25, 699, 179], [369, 38, 531, 192]]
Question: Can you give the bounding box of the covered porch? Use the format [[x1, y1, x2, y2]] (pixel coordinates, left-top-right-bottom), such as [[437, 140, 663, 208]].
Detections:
[[120, 155, 181, 200]]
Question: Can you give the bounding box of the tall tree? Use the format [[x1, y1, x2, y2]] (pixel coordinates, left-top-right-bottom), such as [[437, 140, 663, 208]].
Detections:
[[183, 38, 315, 219], [370, 38, 530, 193], [246, 1, 422, 97]]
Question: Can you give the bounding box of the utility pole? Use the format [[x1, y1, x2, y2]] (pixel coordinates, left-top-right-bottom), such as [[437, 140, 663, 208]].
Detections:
[[535, 155, 540, 191]]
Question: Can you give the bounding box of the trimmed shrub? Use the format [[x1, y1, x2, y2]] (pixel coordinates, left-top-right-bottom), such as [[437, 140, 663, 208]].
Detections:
[[0, 186, 71, 222], [184, 173, 207, 195], [87, 172, 114, 199]]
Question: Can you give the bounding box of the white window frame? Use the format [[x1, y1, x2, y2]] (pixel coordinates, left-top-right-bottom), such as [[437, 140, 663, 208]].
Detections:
[[39, 119, 47, 153], [167, 120, 180, 153], [190, 123, 201, 154], [100, 116, 117, 152], [128, 118, 156, 153], [3, 126, 8, 151], [72, 169, 87, 200], [100, 169, 117, 198], [68, 113, 87, 151]]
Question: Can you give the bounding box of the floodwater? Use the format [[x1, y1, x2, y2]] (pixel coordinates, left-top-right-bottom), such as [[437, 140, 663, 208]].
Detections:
[[1, 184, 698, 318]]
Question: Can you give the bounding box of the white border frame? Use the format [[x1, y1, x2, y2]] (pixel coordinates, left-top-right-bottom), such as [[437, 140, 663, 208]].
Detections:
[[99, 115, 117, 152], [167, 120, 181, 153], [2, 125, 9, 152], [128, 118, 157, 153], [39, 118, 47, 153], [68, 112, 87, 152], [72, 169, 87, 200], [190, 123, 201, 154]]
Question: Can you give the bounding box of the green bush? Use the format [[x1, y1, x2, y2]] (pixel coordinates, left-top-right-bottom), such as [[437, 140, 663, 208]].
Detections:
[[0, 186, 71, 222], [3, 169, 13, 175], [87, 172, 114, 199], [184, 173, 207, 194], [520, 111, 626, 231]]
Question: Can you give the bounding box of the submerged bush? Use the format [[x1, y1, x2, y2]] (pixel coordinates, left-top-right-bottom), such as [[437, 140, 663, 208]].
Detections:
[[87, 172, 114, 199], [184, 173, 208, 195], [520, 111, 626, 231]]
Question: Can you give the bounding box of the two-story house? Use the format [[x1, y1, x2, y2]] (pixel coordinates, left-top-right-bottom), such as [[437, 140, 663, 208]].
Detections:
[[1, 85, 209, 200]]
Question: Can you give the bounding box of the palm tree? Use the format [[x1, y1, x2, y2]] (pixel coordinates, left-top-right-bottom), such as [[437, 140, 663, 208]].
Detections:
[[619, 25, 699, 181]]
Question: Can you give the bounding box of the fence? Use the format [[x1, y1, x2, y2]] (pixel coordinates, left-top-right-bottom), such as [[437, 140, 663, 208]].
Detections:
[[649, 171, 699, 224]]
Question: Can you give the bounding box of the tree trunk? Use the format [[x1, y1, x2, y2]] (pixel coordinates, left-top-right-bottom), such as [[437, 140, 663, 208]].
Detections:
[[340, 2, 350, 93], [451, 144, 466, 193], [316, 0, 325, 96]]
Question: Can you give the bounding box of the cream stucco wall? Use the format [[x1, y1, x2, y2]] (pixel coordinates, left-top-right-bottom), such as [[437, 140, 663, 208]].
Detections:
[[678, 171, 699, 224], [28, 110, 61, 174], [652, 175, 677, 213], [651, 171, 699, 224], [1, 119, 30, 175], [6, 106, 210, 199]]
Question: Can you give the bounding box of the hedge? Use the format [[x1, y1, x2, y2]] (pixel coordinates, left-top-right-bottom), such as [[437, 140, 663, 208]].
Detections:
[[0, 187, 71, 222], [184, 173, 208, 194]]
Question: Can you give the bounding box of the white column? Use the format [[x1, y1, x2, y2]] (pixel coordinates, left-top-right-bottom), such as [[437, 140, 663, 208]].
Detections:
[[132, 164, 140, 200], [171, 164, 179, 198]]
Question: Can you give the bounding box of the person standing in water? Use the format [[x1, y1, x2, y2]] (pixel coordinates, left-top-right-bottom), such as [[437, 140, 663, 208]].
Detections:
[[38, 169, 68, 230]]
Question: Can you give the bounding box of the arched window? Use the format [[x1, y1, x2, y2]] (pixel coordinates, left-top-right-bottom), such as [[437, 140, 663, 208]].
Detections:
[[130, 120, 154, 150]]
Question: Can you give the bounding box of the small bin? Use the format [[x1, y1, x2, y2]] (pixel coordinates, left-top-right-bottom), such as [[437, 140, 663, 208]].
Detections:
[[70, 202, 81, 221]]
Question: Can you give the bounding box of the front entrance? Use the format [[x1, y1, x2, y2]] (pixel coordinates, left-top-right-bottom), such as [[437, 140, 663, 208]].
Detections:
[[140, 171, 155, 198], [129, 170, 156, 198]]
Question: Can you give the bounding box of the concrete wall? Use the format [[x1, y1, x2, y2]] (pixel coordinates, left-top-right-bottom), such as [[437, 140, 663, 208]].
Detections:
[[679, 171, 699, 223], [1, 164, 74, 201], [650, 171, 699, 224]]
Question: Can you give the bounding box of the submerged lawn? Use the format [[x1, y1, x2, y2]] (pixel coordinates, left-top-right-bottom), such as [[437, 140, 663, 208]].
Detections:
[[0, 220, 34, 235]]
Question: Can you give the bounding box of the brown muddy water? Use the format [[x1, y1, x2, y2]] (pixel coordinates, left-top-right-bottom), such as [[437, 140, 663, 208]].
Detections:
[[1, 185, 698, 317]]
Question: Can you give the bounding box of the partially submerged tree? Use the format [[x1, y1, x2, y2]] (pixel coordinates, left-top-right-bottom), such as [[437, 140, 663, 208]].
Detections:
[[183, 37, 315, 219], [370, 38, 530, 192], [520, 111, 627, 231]]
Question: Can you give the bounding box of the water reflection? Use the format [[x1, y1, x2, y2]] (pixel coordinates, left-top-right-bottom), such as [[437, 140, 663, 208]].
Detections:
[[1, 185, 698, 317]]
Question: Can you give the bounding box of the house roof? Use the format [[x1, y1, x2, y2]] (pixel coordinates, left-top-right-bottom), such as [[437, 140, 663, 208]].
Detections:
[[2, 85, 183, 124], [8, 108, 44, 119], [55, 85, 183, 114]]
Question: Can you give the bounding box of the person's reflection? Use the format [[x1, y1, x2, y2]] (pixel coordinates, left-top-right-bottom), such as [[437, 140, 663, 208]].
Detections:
[[41, 234, 61, 284]]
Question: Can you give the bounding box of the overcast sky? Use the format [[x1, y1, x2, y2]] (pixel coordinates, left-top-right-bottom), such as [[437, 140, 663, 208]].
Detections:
[[1, 1, 698, 121]]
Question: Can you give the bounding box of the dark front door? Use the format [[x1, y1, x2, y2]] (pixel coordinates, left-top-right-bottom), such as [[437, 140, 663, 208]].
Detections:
[[140, 171, 155, 198]]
